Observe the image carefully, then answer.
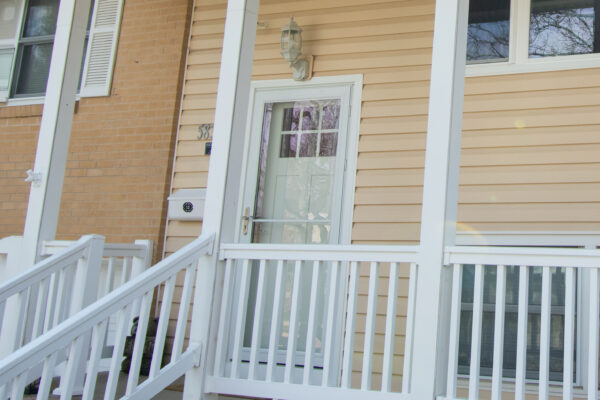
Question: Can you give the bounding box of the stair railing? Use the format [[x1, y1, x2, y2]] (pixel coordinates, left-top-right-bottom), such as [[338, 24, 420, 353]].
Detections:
[[0, 233, 214, 400], [0, 235, 105, 358]]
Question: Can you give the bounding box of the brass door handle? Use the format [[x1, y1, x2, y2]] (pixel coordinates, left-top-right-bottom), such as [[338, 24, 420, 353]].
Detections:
[[242, 207, 254, 235]]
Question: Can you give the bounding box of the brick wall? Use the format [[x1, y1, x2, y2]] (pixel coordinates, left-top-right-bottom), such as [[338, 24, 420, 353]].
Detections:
[[0, 0, 193, 263]]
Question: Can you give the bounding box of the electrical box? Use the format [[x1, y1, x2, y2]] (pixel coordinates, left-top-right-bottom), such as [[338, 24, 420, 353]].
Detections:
[[168, 189, 206, 221]]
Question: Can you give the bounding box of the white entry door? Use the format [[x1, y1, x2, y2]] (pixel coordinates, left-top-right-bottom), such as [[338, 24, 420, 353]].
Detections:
[[239, 84, 352, 245]]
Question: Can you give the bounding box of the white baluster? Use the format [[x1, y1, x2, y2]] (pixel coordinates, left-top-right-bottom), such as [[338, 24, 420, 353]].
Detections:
[[285, 260, 303, 384], [31, 277, 50, 339], [104, 304, 131, 400], [172, 264, 195, 362], [36, 353, 57, 400], [469, 264, 484, 400], [492, 265, 506, 400], [322, 261, 340, 387], [588, 268, 599, 400], [249, 260, 267, 380], [303, 261, 321, 385], [266, 260, 285, 382], [105, 257, 115, 294], [382, 262, 399, 392], [149, 275, 176, 379], [341, 261, 359, 389], [214, 259, 234, 377], [539, 266, 552, 400], [362, 262, 380, 391], [563, 267, 575, 400], [231, 259, 251, 379], [59, 336, 84, 400], [10, 372, 26, 400], [82, 320, 108, 400], [515, 265, 529, 400], [126, 291, 154, 395], [402, 262, 418, 394], [446, 264, 463, 398]]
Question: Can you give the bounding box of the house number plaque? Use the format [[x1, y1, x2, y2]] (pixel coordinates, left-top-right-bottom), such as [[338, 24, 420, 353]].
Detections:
[[197, 124, 213, 140]]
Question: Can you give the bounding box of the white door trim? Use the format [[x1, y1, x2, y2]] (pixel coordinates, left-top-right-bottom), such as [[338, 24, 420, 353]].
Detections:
[[235, 75, 363, 245]]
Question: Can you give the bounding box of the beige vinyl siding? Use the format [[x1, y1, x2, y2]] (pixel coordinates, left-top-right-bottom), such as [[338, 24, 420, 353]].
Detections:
[[166, 0, 600, 388]]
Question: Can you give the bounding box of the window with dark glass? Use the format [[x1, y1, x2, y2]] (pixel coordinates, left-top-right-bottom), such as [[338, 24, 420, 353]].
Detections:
[[467, 0, 511, 62], [529, 0, 600, 58], [5, 0, 93, 98]]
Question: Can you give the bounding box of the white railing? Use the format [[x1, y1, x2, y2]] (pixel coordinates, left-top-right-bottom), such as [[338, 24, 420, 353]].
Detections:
[[206, 243, 419, 400], [443, 245, 600, 400], [0, 236, 153, 359], [0, 233, 214, 400], [43, 239, 154, 347], [0, 235, 105, 359]]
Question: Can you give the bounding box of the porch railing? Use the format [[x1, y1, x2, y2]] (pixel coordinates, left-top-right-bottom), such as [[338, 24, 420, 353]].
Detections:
[[0, 236, 154, 358], [206, 243, 419, 400], [443, 245, 600, 400], [0, 233, 214, 400], [0, 235, 105, 359]]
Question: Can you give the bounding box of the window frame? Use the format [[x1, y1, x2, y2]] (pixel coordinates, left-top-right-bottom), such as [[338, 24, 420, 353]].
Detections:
[[466, 0, 600, 77]]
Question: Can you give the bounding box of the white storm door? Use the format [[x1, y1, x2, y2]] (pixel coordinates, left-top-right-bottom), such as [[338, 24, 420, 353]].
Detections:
[[232, 84, 352, 382], [240, 85, 351, 245]]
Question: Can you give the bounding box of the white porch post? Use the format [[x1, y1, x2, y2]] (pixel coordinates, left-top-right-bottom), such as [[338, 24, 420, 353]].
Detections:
[[410, 0, 469, 398], [183, 0, 259, 399], [21, 0, 92, 266]]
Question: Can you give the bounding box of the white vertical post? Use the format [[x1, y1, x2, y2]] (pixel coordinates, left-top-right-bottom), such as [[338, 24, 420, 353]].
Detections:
[[21, 0, 93, 266], [411, 0, 469, 398], [183, 0, 259, 398]]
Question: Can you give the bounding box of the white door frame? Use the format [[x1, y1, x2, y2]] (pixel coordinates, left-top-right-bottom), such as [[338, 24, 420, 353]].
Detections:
[[234, 75, 363, 246]]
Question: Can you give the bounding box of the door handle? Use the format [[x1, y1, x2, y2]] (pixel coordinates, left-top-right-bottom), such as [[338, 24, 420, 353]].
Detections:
[[242, 207, 254, 235]]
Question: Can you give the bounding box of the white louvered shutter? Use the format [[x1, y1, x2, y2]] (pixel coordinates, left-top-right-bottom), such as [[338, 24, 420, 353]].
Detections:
[[80, 0, 124, 97]]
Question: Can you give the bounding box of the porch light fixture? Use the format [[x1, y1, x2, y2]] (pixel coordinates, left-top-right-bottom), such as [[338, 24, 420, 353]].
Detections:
[[280, 17, 312, 81]]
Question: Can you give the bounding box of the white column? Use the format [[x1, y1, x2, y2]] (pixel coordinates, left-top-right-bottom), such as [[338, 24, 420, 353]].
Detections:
[[21, 0, 92, 266], [410, 0, 469, 398], [183, 0, 259, 399]]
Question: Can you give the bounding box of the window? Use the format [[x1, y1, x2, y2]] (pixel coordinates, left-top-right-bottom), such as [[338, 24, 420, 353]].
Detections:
[[467, 0, 600, 75], [0, 0, 124, 102]]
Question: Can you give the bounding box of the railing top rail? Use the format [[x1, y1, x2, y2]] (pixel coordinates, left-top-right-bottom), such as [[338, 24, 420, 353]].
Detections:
[[0, 233, 214, 386], [42, 240, 151, 258], [445, 245, 600, 268], [220, 243, 420, 263], [0, 235, 103, 303]]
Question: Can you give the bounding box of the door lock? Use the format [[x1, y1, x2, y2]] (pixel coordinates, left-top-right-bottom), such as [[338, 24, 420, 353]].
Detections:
[[242, 207, 254, 235]]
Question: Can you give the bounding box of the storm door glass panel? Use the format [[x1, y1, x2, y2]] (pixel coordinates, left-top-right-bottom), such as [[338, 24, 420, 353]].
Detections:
[[530, 0, 600, 57], [251, 100, 341, 245], [467, 0, 511, 62], [458, 266, 574, 382], [242, 99, 343, 365]]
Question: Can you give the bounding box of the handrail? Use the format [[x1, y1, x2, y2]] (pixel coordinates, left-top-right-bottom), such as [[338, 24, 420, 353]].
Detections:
[[445, 245, 600, 268], [42, 240, 150, 259], [220, 243, 420, 262], [0, 235, 103, 304], [0, 233, 214, 390]]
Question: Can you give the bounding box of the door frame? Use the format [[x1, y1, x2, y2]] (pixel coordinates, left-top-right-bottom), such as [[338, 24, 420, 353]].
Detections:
[[234, 75, 363, 245]]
